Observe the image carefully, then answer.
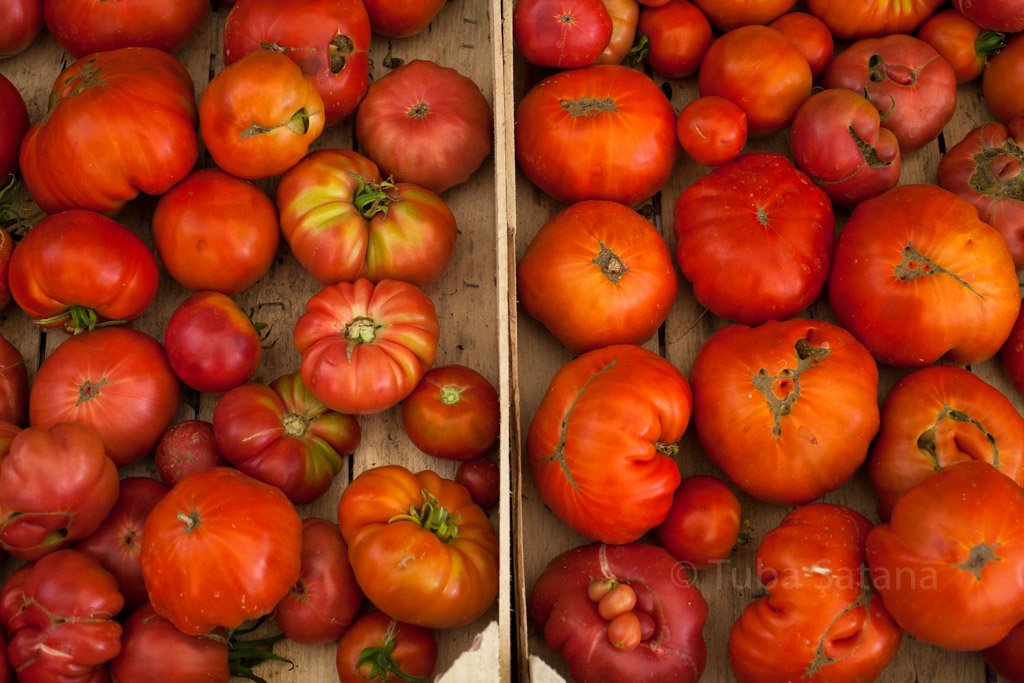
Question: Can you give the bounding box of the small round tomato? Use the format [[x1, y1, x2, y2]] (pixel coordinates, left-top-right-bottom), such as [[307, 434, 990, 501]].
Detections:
[[361, 0, 446, 37], [455, 457, 500, 508], [336, 611, 437, 683], [918, 9, 1004, 83], [597, 583, 636, 621], [655, 475, 742, 570], [0, 74, 29, 179], [154, 420, 229, 486], [768, 12, 833, 81], [0, 0, 42, 57], [513, 0, 613, 69], [676, 96, 747, 167], [634, 0, 711, 79], [401, 365, 499, 461], [608, 612, 642, 651]]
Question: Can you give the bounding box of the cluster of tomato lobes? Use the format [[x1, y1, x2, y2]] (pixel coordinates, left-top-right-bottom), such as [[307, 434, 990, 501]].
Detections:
[[514, 0, 1024, 681], [0, 0, 502, 681]]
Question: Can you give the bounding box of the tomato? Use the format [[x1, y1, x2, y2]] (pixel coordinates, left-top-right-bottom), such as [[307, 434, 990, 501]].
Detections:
[[400, 364, 500, 461], [953, 0, 1024, 32], [74, 476, 169, 613], [790, 88, 901, 208], [354, 59, 493, 195], [361, 0, 446, 37], [593, 0, 639, 65], [212, 372, 361, 504], [674, 153, 834, 326], [154, 420, 229, 487], [983, 620, 1024, 682], [141, 467, 303, 636], [276, 148, 457, 288], [223, 0, 371, 126], [633, 0, 711, 78], [806, 0, 943, 40], [828, 184, 1020, 367], [0, 0, 42, 57], [0, 549, 124, 681], [43, 0, 208, 56], [164, 291, 262, 394], [0, 422, 119, 561], [1003, 304, 1024, 401], [29, 327, 181, 467], [691, 0, 794, 30], [527, 344, 690, 544], [455, 457, 501, 508], [867, 366, 1024, 520], [274, 518, 364, 645], [607, 612, 642, 651], [0, 75, 28, 180], [823, 34, 957, 153], [293, 278, 439, 415], [866, 460, 1024, 650], [336, 611, 437, 683], [337, 465, 500, 630], [200, 50, 325, 180], [530, 542, 708, 682], [917, 9, 1004, 83], [655, 475, 742, 570], [675, 96, 747, 167], [517, 200, 677, 355], [111, 603, 230, 683], [152, 168, 280, 295], [515, 64, 677, 207], [19, 47, 198, 215], [596, 583, 636, 620], [0, 225, 13, 313], [729, 504, 902, 683], [690, 319, 880, 506], [768, 12, 834, 81], [984, 32, 1024, 124], [698, 25, 812, 137], [0, 333, 28, 427], [513, 0, 613, 69]]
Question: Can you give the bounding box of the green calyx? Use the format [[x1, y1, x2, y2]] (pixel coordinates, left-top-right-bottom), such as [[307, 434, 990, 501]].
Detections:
[[388, 490, 461, 542]]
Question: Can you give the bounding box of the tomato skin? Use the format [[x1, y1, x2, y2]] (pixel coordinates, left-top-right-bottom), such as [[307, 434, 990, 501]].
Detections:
[[768, 12, 834, 81], [517, 200, 677, 355], [530, 542, 708, 682], [636, 0, 711, 78], [0, 0, 42, 57], [527, 345, 691, 544], [152, 168, 280, 295], [676, 96, 747, 167], [918, 9, 1003, 83], [593, 0, 639, 65], [274, 518, 364, 645], [690, 319, 880, 506], [111, 603, 230, 683], [337, 465, 500, 630], [223, 0, 371, 125], [200, 50, 325, 180], [455, 457, 501, 508], [154, 420, 229, 486], [698, 25, 812, 137], [276, 149, 457, 288], [515, 64, 678, 207], [140, 467, 303, 636], [729, 504, 902, 683], [655, 476, 741, 571], [692, 0, 794, 30], [0, 333, 28, 427], [866, 461, 1024, 650], [354, 60, 493, 195], [361, 0, 446, 37], [513, 0, 613, 69], [828, 184, 1020, 367], [953, 0, 1024, 32], [336, 611, 437, 683], [984, 32, 1024, 124], [982, 620, 1024, 682], [0, 74, 28, 180], [212, 373, 361, 504], [867, 366, 1024, 521], [19, 47, 198, 215], [43, 0, 208, 56], [401, 365, 500, 461], [806, 0, 943, 40], [293, 278, 439, 416]]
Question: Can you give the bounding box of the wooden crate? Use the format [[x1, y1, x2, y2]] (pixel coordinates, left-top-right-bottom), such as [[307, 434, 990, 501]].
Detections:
[[0, 1, 512, 681]]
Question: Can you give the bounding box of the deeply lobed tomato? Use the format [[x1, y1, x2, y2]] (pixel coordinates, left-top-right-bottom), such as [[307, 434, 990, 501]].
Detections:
[[401, 364, 500, 461]]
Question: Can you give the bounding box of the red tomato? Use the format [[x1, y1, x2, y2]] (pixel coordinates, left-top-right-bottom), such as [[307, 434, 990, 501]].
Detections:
[[361, 0, 446, 37], [953, 0, 1024, 32], [674, 153, 834, 326], [768, 12, 834, 81], [918, 9, 1004, 83], [43, 0, 208, 56], [593, 0, 639, 65], [336, 611, 437, 683], [0, 225, 13, 312], [0, 549, 124, 680], [276, 149, 457, 288], [516, 64, 677, 206], [530, 542, 708, 682], [164, 291, 262, 394], [698, 25, 812, 137], [212, 372, 361, 504], [293, 278, 439, 415], [74, 476, 169, 614], [867, 366, 1024, 520], [729, 505, 902, 683], [0, 74, 28, 180], [455, 457, 501, 508], [828, 184, 1020, 367], [29, 327, 181, 467], [823, 34, 957, 153], [789, 88, 901, 208], [983, 620, 1024, 682], [154, 420, 229, 486], [200, 50, 325, 180], [527, 345, 691, 544], [634, 0, 711, 78], [111, 603, 230, 683], [274, 518, 364, 645], [0, 333, 28, 427], [513, 0, 613, 69], [337, 465, 500, 629], [354, 59, 493, 195], [596, 583, 636, 620], [0, 0, 42, 57], [401, 365, 500, 461], [866, 461, 1024, 650], [690, 319, 880, 505], [140, 467, 303, 635], [19, 47, 198, 215], [516, 200, 677, 355], [806, 0, 943, 40], [675, 96, 747, 167], [223, 0, 371, 126], [692, 0, 794, 30], [607, 612, 642, 650], [152, 168, 280, 295], [655, 475, 742, 570], [1003, 304, 1024, 399], [984, 32, 1024, 123]]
